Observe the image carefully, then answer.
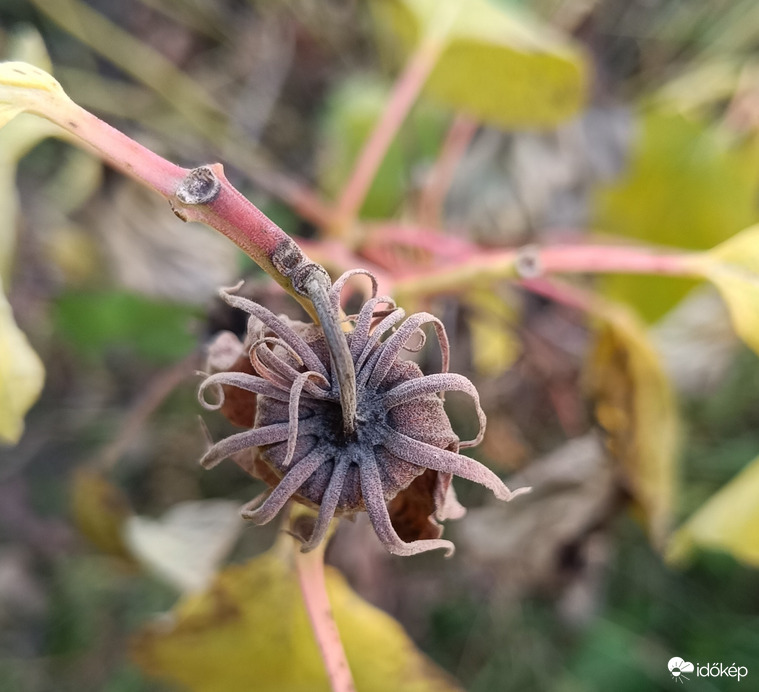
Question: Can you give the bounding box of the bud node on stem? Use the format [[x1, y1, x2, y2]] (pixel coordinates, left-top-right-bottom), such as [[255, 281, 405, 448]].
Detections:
[[169, 203, 189, 222], [515, 244, 543, 279], [175, 165, 221, 205], [272, 241, 306, 276]]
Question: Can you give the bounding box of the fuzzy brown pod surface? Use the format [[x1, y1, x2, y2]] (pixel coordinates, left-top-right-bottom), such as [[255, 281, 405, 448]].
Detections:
[[199, 270, 529, 556]]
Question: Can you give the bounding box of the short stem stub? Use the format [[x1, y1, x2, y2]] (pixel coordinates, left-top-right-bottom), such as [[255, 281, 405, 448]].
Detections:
[[303, 272, 357, 436], [272, 242, 358, 435]]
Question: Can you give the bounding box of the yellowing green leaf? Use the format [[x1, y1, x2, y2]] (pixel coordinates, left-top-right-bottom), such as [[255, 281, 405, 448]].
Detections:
[[594, 109, 759, 321], [585, 304, 679, 547], [0, 286, 44, 444], [132, 541, 462, 692], [692, 224, 759, 356], [371, 0, 587, 129], [667, 453, 759, 567], [70, 468, 135, 562]]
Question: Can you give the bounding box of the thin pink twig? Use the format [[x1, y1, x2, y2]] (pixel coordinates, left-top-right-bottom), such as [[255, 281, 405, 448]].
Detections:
[[264, 169, 336, 229], [295, 545, 356, 692], [362, 222, 479, 271], [392, 243, 702, 297], [332, 39, 443, 234], [536, 244, 701, 277], [25, 93, 320, 318], [40, 95, 188, 196], [417, 114, 478, 228]]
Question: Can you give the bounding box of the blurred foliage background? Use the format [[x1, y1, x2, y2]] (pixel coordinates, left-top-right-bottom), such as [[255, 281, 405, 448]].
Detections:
[[1, 0, 759, 690]]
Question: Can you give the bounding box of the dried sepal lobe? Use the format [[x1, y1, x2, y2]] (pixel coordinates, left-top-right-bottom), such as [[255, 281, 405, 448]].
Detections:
[[199, 271, 528, 556]]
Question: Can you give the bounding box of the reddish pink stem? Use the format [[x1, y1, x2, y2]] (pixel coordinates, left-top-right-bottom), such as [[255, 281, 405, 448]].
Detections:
[[68, 81, 332, 229], [295, 546, 356, 692], [537, 244, 701, 277], [45, 97, 188, 196], [31, 96, 320, 318], [331, 39, 443, 234], [181, 164, 285, 267], [392, 243, 702, 297], [417, 115, 478, 227], [362, 222, 479, 271]]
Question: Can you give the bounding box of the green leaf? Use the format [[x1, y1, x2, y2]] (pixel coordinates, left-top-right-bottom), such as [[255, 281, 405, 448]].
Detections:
[[691, 224, 759, 356], [370, 0, 587, 129], [131, 540, 463, 692], [318, 75, 447, 218], [0, 284, 45, 444], [54, 290, 199, 363], [594, 109, 759, 321], [667, 453, 759, 567]]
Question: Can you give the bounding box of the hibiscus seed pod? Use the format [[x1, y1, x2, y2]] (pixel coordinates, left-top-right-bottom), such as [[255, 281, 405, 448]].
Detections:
[[198, 269, 529, 556]]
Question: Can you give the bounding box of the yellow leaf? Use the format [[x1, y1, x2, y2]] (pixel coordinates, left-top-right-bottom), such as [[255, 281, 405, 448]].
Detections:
[[0, 61, 61, 92], [667, 454, 759, 567], [585, 304, 679, 547], [132, 541, 462, 692], [465, 287, 521, 376], [693, 224, 759, 356], [70, 468, 135, 562], [0, 285, 45, 444], [0, 61, 68, 127], [371, 0, 587, 128]]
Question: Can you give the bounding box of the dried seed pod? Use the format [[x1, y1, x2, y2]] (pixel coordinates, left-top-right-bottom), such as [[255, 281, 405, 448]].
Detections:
[[199, 270, 529, 556]]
